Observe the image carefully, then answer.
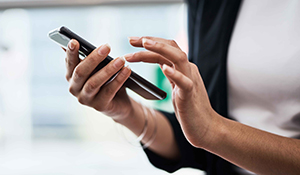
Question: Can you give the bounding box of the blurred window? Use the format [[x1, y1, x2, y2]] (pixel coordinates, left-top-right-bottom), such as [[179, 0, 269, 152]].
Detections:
[[0, 2, 200, 175]]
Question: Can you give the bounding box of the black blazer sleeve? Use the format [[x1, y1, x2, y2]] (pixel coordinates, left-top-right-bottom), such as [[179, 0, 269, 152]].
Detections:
[[143, 111, 207, 173]]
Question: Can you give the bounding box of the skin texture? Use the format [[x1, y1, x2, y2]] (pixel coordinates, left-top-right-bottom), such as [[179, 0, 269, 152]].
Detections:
[[65, 37, 300, 175], [125, 37, 300, 175], [64, 39, 180, 160], [65, 41, 132, 119], [125, 37, 215, 148]]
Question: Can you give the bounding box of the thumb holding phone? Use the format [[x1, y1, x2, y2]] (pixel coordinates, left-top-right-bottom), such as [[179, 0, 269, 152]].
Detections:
[[64, 39, 159, 145], [63, 39, 181, 161]]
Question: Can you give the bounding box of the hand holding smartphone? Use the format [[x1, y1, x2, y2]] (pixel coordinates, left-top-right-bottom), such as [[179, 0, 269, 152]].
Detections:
[[48, 26, 166, 100]]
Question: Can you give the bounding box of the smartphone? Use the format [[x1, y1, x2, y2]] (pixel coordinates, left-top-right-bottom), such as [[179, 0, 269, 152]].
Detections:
[[48, 26, 167, 100]]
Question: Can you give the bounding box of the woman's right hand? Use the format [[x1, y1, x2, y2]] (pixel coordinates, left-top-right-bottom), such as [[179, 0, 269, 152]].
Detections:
[[65, 39, 133, 119]]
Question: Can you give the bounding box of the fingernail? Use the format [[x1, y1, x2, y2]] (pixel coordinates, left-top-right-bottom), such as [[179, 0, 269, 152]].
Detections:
[[68, 40, 76, 51], [128, 37, 140, 41], [114, 56, 126, 68], [98, 43, 111, 55], [163, 64, 174, 75], [124, 53, 134, 60], [142, 38, 156, 46], [121, 65, 131, 75]]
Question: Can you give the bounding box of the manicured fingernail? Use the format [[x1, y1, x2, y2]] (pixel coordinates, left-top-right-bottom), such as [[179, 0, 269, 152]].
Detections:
[[68, 40, 76, 51], [142, 38, 156, 46], [162, 64, 174, 75], [98, 43, 111, 55], [128, 37, 140, 41], [114, 56, 126, 68], [121, 65, 131, 75], [124, 53, 134, 60]]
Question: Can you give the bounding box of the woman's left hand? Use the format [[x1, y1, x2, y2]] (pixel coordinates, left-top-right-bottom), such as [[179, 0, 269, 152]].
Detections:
[[124, 37, 219, 148]]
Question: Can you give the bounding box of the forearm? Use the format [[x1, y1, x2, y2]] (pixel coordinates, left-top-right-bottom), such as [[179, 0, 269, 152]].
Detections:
[[113, 98, 180, 160], [123, 36, 300, 174], [203, 112, 300, 175]]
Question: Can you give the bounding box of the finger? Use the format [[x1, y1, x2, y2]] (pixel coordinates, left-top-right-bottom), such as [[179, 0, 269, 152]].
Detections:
[[128, 36, 180, 49], [66, 39, 80, 81], [80, 56, 126, 99], [95, 66, 131, 105], [142, 38, 189, 73], [69, 43, 111, 96], [158, 64, 175, 88], [124, 51, 172, 66], [162, 64, 193, 92]]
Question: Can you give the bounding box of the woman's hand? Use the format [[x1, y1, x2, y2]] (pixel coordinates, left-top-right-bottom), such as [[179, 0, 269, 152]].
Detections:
[[125, 37, 218, 148], [125, 37, 300, 175], [65, 39, 133, 120], [64, 39, 182, 161]]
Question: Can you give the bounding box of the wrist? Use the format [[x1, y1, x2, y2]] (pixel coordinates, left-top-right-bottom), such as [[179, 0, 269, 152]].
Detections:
[[112, 99, 144, 127], [112, 99, 135, 124], [199, 110, 230, 151], [187, 108, 224, 149], [113, 100, 152, 142]]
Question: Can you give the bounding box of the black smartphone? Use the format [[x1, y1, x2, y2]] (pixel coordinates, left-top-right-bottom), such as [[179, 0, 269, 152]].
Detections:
[[48, 26, 167, 100]]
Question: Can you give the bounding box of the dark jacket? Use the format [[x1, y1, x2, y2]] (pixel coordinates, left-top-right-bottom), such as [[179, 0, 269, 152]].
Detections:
[[144, 0, 242, 174]]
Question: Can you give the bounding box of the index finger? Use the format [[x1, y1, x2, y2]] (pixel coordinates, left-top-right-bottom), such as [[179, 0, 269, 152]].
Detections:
[[124, 51, 173, 67], [128, 36, 180, 49], [141, 38, 190, 74]]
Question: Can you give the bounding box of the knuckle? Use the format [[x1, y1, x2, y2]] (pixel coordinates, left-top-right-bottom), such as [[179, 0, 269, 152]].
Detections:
[[158, 42, 166, 50], [191, 63, 197, 68], [191, 63, 198, 70], [102, 68, 111, 78], [190, 63, 198, 71], [66, 51, 77, 62], [138, 50, 147, 56], [73, 67, 85, 80], [77, 96, 88, 105], [179, 52, 188, 61], [114, 75, 125, 85], [85, 81, 98, 93], [78, 98, 85, 105], [65, 74, 70, 82], [94, 105, 105, 112], [104, 66, 115, 76], [169, 39, 178, 46], [186, 80, 194, 91], [174, 52, 188, 64], [69, 86, 77, 96], [66, 59, 73, 67], [104, 86, 115, 95], [89, 55, 100, 64]]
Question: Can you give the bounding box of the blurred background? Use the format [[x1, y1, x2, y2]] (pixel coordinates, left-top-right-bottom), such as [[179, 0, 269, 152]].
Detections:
[[0, 0, 203, 174]]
